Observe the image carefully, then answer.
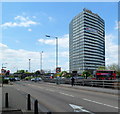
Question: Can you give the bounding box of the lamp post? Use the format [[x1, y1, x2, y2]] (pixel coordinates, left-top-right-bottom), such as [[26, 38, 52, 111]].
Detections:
[[29, 59, 31, 72], [45, 35, 58, 72], [40, 51, 43, 72], [1, 63, 7, 87]]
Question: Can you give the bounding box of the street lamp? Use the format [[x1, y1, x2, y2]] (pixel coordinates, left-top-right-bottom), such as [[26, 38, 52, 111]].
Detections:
[[45, 35, 58, 71], [40, 51, 43, 72], [29, 59, 31, 72], [2, 63, 7, 69]]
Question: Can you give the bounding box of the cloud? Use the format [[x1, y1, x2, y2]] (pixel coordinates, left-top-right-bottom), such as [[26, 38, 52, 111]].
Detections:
[[0, 33, 118, 73], [0, 44, 45, 72], [115, 21, 120, 31], [38, 34, 69, 48], [105, 34, 118, 65], [0, 43, 69, 73], [1, 15, 39, 28], [28, 28, 32, 32], [0, 43, 8, 48]]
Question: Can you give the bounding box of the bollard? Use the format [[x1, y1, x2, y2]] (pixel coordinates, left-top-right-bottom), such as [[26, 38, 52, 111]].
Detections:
[[34, 100, 38, 114], [5, 93, 9, 108], [27, 94, 31, 110]]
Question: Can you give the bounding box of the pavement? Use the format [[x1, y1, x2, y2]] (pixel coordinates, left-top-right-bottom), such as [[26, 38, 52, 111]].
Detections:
[[1, 85, 34, 114], [56, 83, 119, 95]]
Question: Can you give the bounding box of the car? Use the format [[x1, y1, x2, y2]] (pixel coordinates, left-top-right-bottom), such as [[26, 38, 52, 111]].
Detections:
[[9, 77, 16, 81], [31, 77, 42, 81], [70, 76, 84, 80], [15, 77, 20, 81], [4, 77, 10, 80], [31, 78, 35, 81]]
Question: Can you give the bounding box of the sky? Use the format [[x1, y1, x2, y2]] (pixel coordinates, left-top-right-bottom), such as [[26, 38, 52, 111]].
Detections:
[[0, 2, 119, 73]]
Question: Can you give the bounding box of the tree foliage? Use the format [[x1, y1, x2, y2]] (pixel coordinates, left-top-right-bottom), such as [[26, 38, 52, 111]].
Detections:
[[82, 71, 91, 79], [106, 64, 120, 77], [97, 66, 106, 70]]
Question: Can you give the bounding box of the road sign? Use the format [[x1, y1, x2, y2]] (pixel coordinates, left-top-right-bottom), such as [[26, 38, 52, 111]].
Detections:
[[56, 67, 61, 73]]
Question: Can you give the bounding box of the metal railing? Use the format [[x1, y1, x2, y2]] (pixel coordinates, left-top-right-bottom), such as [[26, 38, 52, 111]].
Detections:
[[43, 78, 120, 89]]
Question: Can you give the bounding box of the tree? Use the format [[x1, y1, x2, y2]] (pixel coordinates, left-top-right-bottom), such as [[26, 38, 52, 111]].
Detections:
[[60, 71, 67, 77], [82, 71, 91, 79], [97, 66, 106, 70], [16, 70, 25, 73], [107, 64, 120, 78]]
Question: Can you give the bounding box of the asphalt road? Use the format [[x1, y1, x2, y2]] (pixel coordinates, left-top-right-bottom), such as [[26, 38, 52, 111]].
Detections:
[[2, 81, 119, 113]]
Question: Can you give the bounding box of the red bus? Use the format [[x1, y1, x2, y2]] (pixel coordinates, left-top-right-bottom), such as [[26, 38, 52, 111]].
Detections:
[[95, 70, 116, 80]]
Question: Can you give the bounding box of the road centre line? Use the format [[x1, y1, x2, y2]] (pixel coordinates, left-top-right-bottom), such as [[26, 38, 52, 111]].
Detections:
[[59, 92, 74, 97], [83, 98, 118, 109]]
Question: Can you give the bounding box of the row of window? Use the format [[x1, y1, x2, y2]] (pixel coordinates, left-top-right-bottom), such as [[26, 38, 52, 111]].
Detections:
[[84, 14, 104, 26], [84, 54, 105, 59], [71, 57, 105, 63], [84, 21, 104, 31], [84, 24, 104, 34], [72, 53, 105, 60], [84, 41, 104, 48], [84, 49, 104, 54], [85, 31, 104, 39], [84, 32, 104, 41], [84, 17, 104, 29], [84, 45, 104, 51], [84, 12, 104, 23], [84, 43, 104, 49], [84, 37, 104, 45], [84, 28, 104, 37], [72, 35, 104, 46], [72, 19, 104, 34]]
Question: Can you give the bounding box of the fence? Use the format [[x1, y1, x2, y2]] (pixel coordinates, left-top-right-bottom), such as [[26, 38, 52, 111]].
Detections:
[[43, 78, 120, 89]]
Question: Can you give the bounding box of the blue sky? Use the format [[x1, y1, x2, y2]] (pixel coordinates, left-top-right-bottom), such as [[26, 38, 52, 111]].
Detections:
[[1, 2, 119, 73]]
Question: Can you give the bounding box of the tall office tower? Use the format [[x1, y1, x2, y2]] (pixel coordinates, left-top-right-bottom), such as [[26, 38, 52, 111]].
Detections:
[[69, 8, 105, 74]]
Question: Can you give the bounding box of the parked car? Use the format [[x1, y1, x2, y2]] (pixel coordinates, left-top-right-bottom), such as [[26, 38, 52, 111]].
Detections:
[[31, 77, 42, 81], [70, 76, 84, 80], [15, 77, 20, 81], [4, 77, 10, 80], [9, 77, 16, 81]]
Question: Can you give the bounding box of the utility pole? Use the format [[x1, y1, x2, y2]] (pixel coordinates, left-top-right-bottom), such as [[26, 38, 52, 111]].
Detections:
[[29, 59, 31, 72], [40, 51, 43, 72]]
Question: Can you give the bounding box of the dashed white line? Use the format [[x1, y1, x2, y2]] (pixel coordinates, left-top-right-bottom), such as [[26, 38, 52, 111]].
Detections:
[[45, 89, 55, 92], [59, 92, 74, 97], [83, 98, 118, 109]]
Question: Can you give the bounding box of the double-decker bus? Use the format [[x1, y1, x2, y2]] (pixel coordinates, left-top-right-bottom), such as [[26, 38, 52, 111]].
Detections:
[[95, 70, 116, 80]]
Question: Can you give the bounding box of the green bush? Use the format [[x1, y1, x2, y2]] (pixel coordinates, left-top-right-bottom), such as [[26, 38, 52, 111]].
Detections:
[[3, 79, 9, 84]]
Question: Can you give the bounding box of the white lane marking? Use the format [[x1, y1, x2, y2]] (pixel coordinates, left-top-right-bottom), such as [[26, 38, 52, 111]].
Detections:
[[17, 88, 20, 91], [59, 92, 74, 97], [27, 84, 43, 89], [45, 89, 55, 92], [69, 104, 93, 113], [83, 98, 118, 109]]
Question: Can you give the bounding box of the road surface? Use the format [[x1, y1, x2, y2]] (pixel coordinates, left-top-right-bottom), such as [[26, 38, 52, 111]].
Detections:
[[2, 81, 119, 113]]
